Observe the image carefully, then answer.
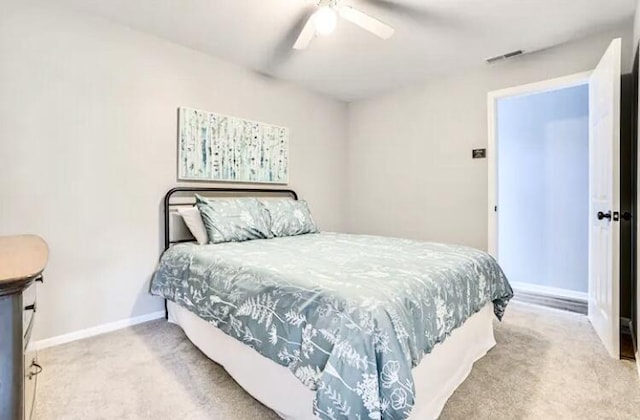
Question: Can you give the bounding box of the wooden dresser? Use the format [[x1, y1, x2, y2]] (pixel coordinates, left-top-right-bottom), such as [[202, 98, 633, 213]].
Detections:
[[0, 235, 48, 420]]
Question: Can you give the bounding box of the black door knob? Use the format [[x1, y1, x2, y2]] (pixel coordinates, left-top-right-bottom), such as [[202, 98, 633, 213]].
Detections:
[[597, 211, 612, 220], [622, 212, 633, 221]]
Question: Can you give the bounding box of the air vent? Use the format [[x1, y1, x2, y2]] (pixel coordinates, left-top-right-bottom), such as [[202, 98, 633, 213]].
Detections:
[[485, 50, 524, 64]]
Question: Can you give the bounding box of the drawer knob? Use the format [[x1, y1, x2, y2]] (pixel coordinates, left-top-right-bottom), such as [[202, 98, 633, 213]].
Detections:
[[27, 362, 42, 380]]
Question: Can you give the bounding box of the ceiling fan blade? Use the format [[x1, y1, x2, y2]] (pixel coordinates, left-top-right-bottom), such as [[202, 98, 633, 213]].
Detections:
[[293, 13, 317, 50], [263, 6, 315, 74], [359, 0, 464, 28], [339, 6, 394, 40]]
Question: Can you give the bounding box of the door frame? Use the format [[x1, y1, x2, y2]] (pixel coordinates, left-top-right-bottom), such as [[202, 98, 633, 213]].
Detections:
[[486, 71, 592, 259]]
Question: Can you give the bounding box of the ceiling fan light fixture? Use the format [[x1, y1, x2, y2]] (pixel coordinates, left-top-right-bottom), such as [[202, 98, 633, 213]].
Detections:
[[313, 6, 337, 36]]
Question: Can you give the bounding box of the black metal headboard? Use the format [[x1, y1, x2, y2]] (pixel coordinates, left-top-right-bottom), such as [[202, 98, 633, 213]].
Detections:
[[163, 187, 298, 250]]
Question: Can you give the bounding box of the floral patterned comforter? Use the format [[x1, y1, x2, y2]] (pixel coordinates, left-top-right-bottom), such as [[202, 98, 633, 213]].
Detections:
[[150, 233, 512, 419]]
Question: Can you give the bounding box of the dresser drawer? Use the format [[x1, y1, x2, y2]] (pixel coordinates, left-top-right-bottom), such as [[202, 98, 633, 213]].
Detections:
[[0, 235, 47, 420], [24, 351, 40, 420], [22, 283, 37, 342]]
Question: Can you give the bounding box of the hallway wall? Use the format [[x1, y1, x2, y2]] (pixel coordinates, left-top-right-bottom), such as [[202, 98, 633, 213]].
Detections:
[[497, 84, 589, 295]]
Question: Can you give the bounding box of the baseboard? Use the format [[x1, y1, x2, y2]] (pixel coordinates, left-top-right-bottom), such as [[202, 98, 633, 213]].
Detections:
[[509, 281, 588, 301], [31, 311, 165, 351]]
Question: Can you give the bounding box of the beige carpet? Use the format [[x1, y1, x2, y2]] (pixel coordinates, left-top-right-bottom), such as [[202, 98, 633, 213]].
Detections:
[[34, 302, 640, 420]]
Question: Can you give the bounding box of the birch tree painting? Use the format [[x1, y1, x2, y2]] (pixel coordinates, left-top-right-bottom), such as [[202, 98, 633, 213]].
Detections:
[[178, 107, 289, 184]]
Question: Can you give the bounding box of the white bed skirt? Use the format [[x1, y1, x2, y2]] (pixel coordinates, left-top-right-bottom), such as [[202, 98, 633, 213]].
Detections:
[[168, 301, 496, 419]]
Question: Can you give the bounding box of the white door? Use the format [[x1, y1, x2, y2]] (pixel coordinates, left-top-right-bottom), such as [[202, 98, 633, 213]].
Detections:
[[588, 38, 621, 359]]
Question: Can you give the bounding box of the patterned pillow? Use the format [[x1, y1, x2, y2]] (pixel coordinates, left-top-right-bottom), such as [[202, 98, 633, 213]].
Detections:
[[195, 195, 273, 244], [262, 199, 318, 237]]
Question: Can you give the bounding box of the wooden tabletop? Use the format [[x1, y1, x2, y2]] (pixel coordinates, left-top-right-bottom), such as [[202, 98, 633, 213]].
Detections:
[[0, 235, 49, 284]]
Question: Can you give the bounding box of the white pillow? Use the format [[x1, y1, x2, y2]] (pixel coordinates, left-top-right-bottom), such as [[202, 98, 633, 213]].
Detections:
[[178, 207, 208, 245]]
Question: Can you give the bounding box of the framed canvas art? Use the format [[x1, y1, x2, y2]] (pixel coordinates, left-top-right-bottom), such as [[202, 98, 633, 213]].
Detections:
[[178, 107, 289, 184]]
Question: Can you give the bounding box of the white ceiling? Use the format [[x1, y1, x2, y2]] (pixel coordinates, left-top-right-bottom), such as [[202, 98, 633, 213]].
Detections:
[[53, 0, 636, 101]]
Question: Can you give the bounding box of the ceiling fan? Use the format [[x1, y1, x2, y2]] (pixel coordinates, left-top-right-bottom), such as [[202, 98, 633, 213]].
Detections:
[[293, 0, 395, 50], [264, 0, 457, 73]]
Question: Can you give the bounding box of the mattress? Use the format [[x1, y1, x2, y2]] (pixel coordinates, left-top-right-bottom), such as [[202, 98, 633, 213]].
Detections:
[[168, 301, 497, 419], [151, 232, 513, 419]]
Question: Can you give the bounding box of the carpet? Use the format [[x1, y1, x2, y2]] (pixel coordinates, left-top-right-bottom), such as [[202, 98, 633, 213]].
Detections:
[[34, 302, 640, 419]]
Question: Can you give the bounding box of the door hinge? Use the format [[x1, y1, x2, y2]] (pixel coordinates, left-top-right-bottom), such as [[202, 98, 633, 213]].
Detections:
[[494, 206, 497, 212], [613, 211, 620, 222]]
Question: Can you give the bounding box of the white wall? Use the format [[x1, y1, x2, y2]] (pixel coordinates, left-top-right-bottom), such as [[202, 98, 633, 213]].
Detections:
[[497, 85, 589, 294], [634, 0, 640, 52], [347, 22, 633, 251], [0, 1, 348, 341]]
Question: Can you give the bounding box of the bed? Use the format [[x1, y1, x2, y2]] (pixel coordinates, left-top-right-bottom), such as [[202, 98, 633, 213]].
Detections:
[[151, 188, 513, 420]]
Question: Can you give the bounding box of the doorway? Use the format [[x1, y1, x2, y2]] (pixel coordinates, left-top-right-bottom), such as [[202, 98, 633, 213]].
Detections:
[[495, 83, 589, 302], [487, 72, 592, 305], [487, 38, 625, 360]]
